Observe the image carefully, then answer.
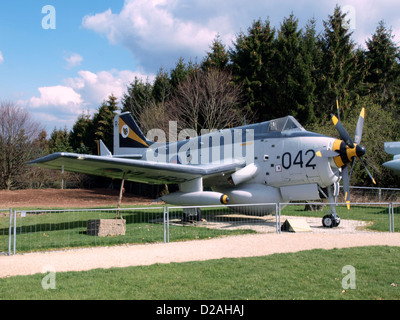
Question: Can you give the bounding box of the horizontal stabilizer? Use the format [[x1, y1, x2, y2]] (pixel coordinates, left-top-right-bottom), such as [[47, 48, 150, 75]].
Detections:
[[97, 140, 112, 157]]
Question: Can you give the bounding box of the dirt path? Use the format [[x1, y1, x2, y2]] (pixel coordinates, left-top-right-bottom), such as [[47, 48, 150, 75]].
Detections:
[[1, 232, 400, 278], [0, 188, 155, 208]]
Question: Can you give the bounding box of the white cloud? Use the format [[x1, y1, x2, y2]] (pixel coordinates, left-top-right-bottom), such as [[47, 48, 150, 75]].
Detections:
[[64, 69, 154, 106], [64, 53, 83, 69], [26, 85, 84, 115], [19, 68, 154, 131], [0, 51, 3, 64], [82, 0, 234, 70]]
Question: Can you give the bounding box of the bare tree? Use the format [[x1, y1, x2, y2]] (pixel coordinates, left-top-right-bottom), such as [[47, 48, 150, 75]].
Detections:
[[166, 68, 244, 134], [0, 101, 42, 190]]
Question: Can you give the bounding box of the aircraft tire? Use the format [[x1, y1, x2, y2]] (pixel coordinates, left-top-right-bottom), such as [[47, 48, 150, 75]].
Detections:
[[322, 214, 340, 228], [322, 215, 333, 228]]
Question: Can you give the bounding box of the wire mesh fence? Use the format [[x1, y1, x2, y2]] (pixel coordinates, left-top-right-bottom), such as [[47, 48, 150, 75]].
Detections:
[[2, 201, 398, 254], [338, 186, 400, 203], [12, 207, 164, 253], [0, 209, 12, 255], [166, 203, 279, 242]]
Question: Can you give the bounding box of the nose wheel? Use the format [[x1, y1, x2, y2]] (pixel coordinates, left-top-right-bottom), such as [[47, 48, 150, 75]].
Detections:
[[322, 214, 341, 228]]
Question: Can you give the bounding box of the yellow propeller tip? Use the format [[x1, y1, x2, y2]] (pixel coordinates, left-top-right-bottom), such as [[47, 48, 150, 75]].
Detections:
[[316, 151, 322, 157], [332, 115, 339, 125], [360, 107, 365, 119]]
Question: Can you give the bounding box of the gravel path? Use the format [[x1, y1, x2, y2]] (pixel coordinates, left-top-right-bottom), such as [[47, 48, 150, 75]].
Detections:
[[1, 232, 400, 278]]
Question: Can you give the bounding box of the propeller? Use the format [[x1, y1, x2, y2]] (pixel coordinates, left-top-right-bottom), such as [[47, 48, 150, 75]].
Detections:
[[318, 106, 376, 208]]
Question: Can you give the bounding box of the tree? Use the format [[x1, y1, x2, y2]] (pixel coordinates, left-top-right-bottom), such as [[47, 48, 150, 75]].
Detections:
[[201, 35, 230, 71], [69, 110, 93, 153], [316, 5, 361, 118], [48, 127, 73, 154], [272, 14, 316, 125], [0, 102, 42, 190], [92, 94, 119, 153], [365, 21, 400, 108], [230, 19, 277, 122], [121, 77, 154, 130], [166, 68, 243, 133]]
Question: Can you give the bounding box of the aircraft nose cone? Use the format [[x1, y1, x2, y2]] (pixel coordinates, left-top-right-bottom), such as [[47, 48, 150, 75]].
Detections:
[[356, 145, 366, 158]]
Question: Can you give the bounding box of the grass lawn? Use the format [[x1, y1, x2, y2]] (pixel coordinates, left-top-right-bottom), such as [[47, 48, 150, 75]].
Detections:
[[1, 203, 398, 253], [0, 246, 399, 300], [0, 206, 256, 253]]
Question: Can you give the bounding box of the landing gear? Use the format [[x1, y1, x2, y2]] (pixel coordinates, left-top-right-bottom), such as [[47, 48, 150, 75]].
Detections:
[[322, 214, 341, 228], [322, 183, 340, 228]]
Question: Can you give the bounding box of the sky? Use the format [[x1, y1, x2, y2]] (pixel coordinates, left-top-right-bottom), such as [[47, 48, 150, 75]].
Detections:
[[0, 0, 400, 134]]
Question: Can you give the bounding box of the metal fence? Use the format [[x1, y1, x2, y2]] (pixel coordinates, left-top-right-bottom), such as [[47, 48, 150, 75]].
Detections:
[[0, 202, 397, 255], [339, 186, 400, 202], [0, 209, 12, 256]]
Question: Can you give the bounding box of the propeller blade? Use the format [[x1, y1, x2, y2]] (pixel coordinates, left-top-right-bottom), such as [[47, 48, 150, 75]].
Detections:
[[331, 114, 355, 148], [354, 108, 365, 145], [349, 157, 356, 178], [341, 165, 351, 209], [359, 158, 377, 185], [336, 96, 340, 121], [316, 150, 340, 158]]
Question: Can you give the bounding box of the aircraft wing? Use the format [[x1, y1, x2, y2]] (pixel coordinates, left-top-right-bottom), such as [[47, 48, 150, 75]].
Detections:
[[28, 152, 246, 184]]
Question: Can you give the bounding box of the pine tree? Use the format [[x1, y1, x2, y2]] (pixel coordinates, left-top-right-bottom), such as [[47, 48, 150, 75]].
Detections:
[[316, 5, 360, 119], [272, 14, 316, 125], [230, 19, 276, 122], [93, 94, 119, 153], [48, 127, 73, 153], [69, 111, 93, 153], [365, 21, 400, 108], [201, 35, 230, 71]]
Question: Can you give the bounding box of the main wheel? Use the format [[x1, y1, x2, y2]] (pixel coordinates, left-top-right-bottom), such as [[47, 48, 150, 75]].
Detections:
[[322, 214, 334, 228], [322, 214, 340, 228]]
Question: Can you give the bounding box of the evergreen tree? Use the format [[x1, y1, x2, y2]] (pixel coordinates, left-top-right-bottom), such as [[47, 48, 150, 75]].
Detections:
[[272, 14, 316, 125], [69, 111, 93, 154], [365, 21, 400, 108], [152, 67, 172, 105], [121, 77, 154, 128], [92, 94, 119, 153], [230, 19, 276, 122], [201, 35, 230, 71], [48, 127, 73, 153], [170, 57, 198, 90], [316, 5, 361, 119]]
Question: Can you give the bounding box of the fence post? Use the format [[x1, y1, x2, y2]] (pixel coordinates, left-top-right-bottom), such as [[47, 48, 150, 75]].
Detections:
[[8, 208, 12, 256], [392, 204, 395, 233], [13, 209, 16, 255], [163, 206, 169, 243], [166, 206, 170, 243], [277, 203, 281, 234]]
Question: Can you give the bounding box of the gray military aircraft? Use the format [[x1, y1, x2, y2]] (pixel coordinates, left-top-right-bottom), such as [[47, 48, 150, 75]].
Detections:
[[383, 142, 400, 174], [29, 108, 373, 228]]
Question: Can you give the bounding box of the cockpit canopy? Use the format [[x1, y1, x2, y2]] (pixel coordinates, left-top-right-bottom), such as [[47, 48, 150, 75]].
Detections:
[[267, 116, 305, 133]]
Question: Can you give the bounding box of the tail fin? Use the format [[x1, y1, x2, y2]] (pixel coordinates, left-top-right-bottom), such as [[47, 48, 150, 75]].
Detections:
[[113, 112, 152, 156]]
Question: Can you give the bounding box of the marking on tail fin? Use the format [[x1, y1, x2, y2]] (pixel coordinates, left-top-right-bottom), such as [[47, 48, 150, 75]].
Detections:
[[119, 117, 149, 148]]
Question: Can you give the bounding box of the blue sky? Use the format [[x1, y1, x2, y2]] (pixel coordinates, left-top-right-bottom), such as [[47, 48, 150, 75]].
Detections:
[[0, 0, 399, 133]]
